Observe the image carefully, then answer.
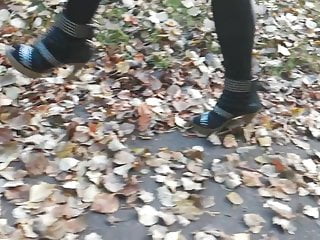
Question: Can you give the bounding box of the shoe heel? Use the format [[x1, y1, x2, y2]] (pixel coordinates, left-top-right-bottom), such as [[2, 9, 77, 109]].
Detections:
[[66, 63, 85, 79]]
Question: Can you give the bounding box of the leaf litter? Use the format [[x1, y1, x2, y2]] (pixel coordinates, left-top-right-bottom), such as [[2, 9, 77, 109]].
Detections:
[[0, 0, 319, 238]]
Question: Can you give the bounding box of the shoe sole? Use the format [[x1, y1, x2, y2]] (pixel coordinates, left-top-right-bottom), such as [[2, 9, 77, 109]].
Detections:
[[190, 112, 259, 137], [5, 45, 85, 79], [5, 46, 43, 78]]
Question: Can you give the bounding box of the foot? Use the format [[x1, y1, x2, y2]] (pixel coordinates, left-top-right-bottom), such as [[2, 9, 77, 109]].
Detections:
[[6, 14, 93, 78], [192, 79, 262, 134]]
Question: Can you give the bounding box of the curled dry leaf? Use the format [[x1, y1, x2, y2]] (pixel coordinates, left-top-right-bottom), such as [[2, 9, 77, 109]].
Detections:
[[91, 193, 119, 214], [243, 214, 265, 233], [84, 233, 103, 240], [29, 182, 55, 203], [272, 217, 296, 234], [181, 177, 202, 191], [303, 205, 319, 219], [102, 173, 125, 193], [139, 190, 155, 203], [258, 136, 272, 147], [232, 233, 251, 240], [207, 133, 222, 146], [242, 171, 263, 187], [58, 158, 79, 172], [226, 192, 243, 205], [292, 139, 310, 150], [157, 186, 174, 207], [149, 225, 168, 240], [65, 217, 87, 233], [194, 232, 217, 240], [263, 199, 295, 219], [173, 199, 204, 220], [108, 137, 127, 151], [137, 103, 152, 132], [158, 211, 176, 226], [135, 205, 159, 226], [23, 152, 49, 176], [113, 150, 136, 165], [223, 134, 238, 148], [0, 128, 13, 145], [164, 231, 185, 240]]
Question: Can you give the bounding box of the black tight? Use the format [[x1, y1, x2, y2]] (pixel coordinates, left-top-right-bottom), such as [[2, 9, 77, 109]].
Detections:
[[63, 0, 255, 81], [212, 0, 255, 81], [64, 0, 101, 24]]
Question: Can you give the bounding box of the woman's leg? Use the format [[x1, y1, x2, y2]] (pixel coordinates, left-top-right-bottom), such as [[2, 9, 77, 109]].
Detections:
[[6, 0, 101, 78], [64, 0, 100, 24], [192, 0, 262, 132]]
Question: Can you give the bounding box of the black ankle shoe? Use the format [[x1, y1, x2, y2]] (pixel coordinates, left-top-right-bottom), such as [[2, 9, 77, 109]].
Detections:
[[6, 14, 94, 78], [191, 79, 263, 136]]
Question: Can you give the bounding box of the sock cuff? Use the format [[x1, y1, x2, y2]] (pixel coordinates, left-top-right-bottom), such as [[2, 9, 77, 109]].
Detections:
[[54, 13, 94, 39], [224, 78, 253, 92]]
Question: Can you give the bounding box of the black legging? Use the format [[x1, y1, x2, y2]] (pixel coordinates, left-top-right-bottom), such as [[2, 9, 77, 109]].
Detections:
[[65, 0, 255, 81]]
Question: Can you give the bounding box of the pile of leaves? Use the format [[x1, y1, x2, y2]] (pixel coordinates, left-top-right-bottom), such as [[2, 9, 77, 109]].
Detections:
[[0, 0, 319, 239]]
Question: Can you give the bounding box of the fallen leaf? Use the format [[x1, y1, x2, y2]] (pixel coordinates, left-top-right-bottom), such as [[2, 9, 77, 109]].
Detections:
[[149, 225, 168, 240], [303, 205, 319, 219], [137, 103, 152, 132], [59, 158, 79, 171], [292, 139, 310, 150], [243, 214, 265, 233], [135, 205, 159, 226], [65, 217, 87, 233], [139, 190, 155, 203], [226, 192, 244, 205], [103, 173, 125, 193], [263, 200, 295, 219], [157, 186, 174, 207], [84, 233, 103, 240], [232, 233, 251, 240], [23, 152, 49, 176], [242, 171, 263, 187], [29, 182, 55, 203], [113, 150, 136, 164], [272, 217, 296, 234], [258, 136, 272, 147], [194, 232, 217, 240], [0, 128, 13, 144], [158, 211, 176, 226], [207, 133, 222, 146], [91, 193, 119, 214], [181, 177, 202, 191], [173, 199, 204, 220], [223, 134, 238, 148], [164, 231, 184, 240], [108, 137, 127, 151]]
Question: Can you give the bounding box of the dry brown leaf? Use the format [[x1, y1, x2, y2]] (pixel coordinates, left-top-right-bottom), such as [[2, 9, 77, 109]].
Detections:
[[137, 103, 152, 132], [0, 128, 13, 144], [65, 217, 87, 233], [173, 199, 204, 220], [242, 171, 263, 187], [232, 233, 251, 240], [243, 214, 265, 233], [135, 205, 159, 226], [91, 193, 120, 214], [272, 217, 296, 234], [303, 205, 319, 219], [263, 200, 295, 219], [113, 150, 136, 164], [223, 134, 238, 148], [102, 173, 125, 193], [23, 152, 49, 176], [29, 182, 55, 203], [226, 192, 243, 205]]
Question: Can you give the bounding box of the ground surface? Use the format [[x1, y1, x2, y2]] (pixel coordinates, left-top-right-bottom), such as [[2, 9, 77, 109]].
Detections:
[[0, 0, 319, 240]]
